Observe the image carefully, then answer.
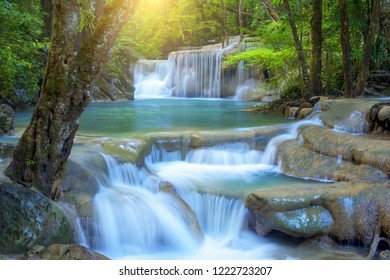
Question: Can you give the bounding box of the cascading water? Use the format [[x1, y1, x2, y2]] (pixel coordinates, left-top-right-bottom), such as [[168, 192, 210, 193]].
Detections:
[[169, 50, 222, 98], [134, 50, 223, 98], [133, 60, 172, 98], [84, 137, 295, 259], [134, 37, 261, 99]]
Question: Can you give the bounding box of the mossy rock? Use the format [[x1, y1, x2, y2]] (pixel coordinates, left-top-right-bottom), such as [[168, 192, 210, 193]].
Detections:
[[0, 183, 73, 254]]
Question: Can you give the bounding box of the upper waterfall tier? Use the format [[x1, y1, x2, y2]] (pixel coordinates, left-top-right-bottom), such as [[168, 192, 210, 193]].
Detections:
[[169, 50, 222, 98], [134, 49, 223, 98], [133, 38, 261, 99]]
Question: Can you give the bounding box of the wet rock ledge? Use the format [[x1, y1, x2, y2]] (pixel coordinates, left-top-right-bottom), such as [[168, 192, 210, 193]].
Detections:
[[245, 98, 390, 257]]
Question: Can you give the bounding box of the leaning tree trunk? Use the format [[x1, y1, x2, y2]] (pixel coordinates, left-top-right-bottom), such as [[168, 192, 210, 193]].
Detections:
[[262, 0, 281, 22], [6, 0, 139, 200], [354, 0, 381, 95], [338, 0, 354, 97], [310, 0, 323, 96], [283, 0, 312, 99]]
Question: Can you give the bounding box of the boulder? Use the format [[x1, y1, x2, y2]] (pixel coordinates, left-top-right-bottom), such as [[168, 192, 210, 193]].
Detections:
[[0, 183, 73, 254], [298, 108, 313, 119], [367, 101, 390, 134]]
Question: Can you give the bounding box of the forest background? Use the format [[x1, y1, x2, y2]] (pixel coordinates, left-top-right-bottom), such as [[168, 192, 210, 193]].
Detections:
[[1, 0, 390, 108]]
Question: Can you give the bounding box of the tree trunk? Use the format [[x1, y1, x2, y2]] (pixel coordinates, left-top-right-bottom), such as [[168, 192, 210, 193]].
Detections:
[[354, 0, 381, 95], [283, 0, 312, 98], [381, 0, 390, 69], [310, 0, 323, 96], [40, 0, 54, 39], [381, 0, 390, 53], [338, 0, 354, 97], [262, 0, 281, 22], [6, 0, 139, 200], [239, 0, 244, 42]]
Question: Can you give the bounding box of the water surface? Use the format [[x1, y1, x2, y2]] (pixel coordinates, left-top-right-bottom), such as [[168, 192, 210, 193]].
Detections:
[[13, 99, 292, 138]]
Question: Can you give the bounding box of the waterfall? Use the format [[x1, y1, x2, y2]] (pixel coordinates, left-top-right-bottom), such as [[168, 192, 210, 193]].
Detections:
[[233, 41, 262, 100], [90, 154, 200, 258], [134, 50, 223, 98], [133, 60, 172, 98], [83, 139, 284, 259], [261, 117, 322, 165], [168, 50, 222, 98]]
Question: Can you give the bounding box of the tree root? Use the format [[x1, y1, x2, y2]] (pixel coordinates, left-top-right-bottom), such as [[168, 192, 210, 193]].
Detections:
[[366, 224, 390, 259]]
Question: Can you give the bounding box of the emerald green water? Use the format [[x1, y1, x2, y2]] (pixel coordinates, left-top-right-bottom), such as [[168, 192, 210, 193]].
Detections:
[[13, 99, 292, 137]]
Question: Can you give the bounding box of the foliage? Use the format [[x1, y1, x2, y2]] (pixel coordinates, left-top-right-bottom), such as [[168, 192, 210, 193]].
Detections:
[[0, 0, 49, 108], [1, 0, 388, 103]]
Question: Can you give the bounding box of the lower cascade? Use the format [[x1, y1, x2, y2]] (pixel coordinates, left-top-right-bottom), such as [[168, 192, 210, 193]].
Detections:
[[81, 142, 293, 259]]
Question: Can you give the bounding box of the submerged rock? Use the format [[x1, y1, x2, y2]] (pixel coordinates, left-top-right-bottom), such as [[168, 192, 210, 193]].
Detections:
[[158, 181, 204, 242]]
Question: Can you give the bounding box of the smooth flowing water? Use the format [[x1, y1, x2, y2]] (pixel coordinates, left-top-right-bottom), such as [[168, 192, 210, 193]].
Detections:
[[10, 99, 364, 260]]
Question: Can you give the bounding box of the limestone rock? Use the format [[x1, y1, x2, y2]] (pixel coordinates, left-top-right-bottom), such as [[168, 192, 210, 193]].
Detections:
[[270, 206, 334, 237], [298, 125, 390, 176], [246, 182, 390, 242], [159, 181, 177, 193], [317, 99, 376, 133], [367, 101, 390, 134], [288, 107, 299, 118], [277, 139, 388, 182], [298, 108, 313, 119], [378, 106, 390, 121]]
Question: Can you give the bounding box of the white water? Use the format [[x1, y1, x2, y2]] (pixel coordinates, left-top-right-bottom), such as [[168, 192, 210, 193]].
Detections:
[[134, 38, 260, 99], [134, 50, 223, 98], [81, 117, 325, 260], [333, 110, 367, 134], [85, 140, 294, 259], [261, 117, 322, 165], [133, 60, 172, 98]]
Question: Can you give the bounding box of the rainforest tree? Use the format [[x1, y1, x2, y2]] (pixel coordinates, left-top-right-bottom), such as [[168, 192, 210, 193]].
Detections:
[[6, 0, 139, 199]]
